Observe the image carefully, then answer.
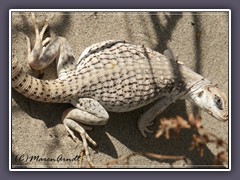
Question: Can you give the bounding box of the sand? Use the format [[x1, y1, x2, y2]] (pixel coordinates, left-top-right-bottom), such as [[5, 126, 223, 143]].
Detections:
[[11, 11, 229, 169]]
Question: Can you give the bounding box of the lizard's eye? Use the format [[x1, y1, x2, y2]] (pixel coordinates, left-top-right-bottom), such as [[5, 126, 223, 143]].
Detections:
[[214, 95, 223, 110]]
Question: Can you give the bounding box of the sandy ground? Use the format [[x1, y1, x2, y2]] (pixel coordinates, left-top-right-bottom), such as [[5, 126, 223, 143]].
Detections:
[[11, 11, 229, 169]]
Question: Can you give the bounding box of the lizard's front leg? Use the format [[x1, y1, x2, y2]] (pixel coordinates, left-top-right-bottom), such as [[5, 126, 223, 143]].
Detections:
[[62, 98, 109, 165], [138, 95, 181, 137]]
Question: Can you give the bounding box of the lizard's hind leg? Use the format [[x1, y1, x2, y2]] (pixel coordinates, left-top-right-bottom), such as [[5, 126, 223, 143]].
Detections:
[[26, 13, 77, 80], [62, 98, 109, 165], [26, 13, 54, 71]]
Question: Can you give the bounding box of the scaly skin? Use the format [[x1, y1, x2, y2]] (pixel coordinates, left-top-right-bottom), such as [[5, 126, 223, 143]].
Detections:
[[12, 13, 228, 164]]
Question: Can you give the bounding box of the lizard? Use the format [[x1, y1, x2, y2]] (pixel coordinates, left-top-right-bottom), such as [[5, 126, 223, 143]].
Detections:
[[12, 13, 228, 164]]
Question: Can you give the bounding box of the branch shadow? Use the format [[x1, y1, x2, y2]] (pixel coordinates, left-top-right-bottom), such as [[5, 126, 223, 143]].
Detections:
[[11, 12, 71, 38], [149, 11, 183, 52], [11, 12, 72, 125], [98, 12, 225, 168], [11, 12, 226, 168], [11, 12, 74, 168], [191, 12, 203, 117]]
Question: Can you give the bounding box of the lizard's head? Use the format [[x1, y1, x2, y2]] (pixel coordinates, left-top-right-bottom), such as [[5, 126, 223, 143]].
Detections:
[[188, 84, 228, 121]]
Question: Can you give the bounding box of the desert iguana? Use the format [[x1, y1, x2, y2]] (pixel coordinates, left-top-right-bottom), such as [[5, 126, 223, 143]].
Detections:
[[12, 14, 228, 164]]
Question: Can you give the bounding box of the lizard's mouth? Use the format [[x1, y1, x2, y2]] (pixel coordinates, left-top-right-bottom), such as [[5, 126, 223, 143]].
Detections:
[[203, 104, 228, 122], [219, 113, 228, 121], [211, 111, 228, 122]]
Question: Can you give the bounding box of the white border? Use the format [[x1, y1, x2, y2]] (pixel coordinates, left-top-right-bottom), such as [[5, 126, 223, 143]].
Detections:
[[9, 9, 231, 171], [228, 9, 231, 171]]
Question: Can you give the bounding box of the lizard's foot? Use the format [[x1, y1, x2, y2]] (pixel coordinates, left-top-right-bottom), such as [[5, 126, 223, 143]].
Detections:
[[63, 118, 97, 165], [61, 100, 109, 165], [27, 13, 51, 70], [137, 116, 154, 138], [137, 96, 179, 137]]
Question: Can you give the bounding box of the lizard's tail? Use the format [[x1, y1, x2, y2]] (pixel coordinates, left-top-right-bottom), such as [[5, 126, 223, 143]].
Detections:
[[12, 58, 73, 103]]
